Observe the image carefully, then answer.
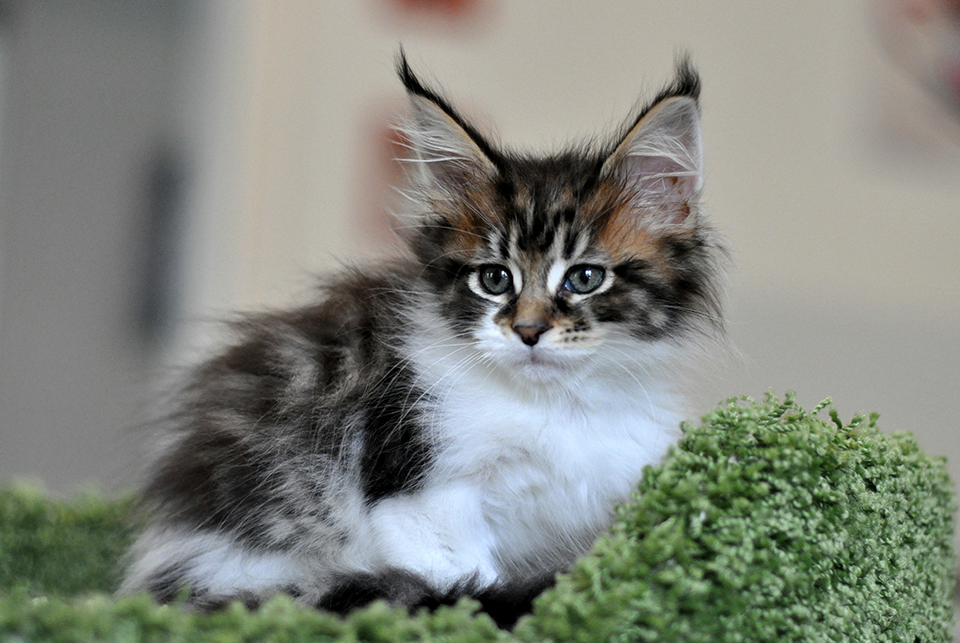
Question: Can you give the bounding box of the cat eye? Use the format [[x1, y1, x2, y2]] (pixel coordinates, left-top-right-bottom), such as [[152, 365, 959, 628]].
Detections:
[[564, 265, 605, 294], [478, 264, 513, 295]]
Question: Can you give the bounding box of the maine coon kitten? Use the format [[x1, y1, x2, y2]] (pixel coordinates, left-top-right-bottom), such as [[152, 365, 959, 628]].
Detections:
[[122, 55, 724, 627]]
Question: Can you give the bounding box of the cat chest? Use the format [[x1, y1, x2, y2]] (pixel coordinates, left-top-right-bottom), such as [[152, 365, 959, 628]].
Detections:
[[430, 395, 670, 554]]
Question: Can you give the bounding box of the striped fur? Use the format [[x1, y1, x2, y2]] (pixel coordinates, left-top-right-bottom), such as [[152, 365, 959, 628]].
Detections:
[[123, 55, 725, 629]]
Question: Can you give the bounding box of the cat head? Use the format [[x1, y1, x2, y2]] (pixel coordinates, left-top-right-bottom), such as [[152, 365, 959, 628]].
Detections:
[[396, 54, 724, 384]]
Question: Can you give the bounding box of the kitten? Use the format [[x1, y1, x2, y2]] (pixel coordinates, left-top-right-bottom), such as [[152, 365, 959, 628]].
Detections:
[[122, 54, 725, 628]]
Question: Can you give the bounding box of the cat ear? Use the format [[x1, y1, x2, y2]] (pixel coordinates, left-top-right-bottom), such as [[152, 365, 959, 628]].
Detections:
[[602, 85, 702, 226], [397, 54, 498, 193]]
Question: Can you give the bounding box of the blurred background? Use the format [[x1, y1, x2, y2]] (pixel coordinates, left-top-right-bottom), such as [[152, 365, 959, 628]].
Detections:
[[0, 0, 957, 518]]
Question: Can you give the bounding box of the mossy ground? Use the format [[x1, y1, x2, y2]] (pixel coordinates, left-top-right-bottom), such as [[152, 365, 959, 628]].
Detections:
[[1, 393, 954, 642]]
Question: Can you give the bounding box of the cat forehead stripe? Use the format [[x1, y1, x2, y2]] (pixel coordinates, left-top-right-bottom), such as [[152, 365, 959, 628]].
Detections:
[[546, 262, 567, 293]]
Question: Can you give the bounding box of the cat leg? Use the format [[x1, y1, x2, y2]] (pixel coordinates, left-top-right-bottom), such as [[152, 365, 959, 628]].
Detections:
[[355, 482, 500, 592], [122, 526, 308, 606]]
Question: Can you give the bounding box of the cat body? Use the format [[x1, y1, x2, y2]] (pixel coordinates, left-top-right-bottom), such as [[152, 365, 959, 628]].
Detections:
[[123, 55, 724, 626]]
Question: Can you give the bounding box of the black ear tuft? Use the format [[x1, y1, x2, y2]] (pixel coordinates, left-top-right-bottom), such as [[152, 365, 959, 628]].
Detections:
[[669, 54, 701, 102], [629, 54, 701, 128], [396, 48, 438, 104]]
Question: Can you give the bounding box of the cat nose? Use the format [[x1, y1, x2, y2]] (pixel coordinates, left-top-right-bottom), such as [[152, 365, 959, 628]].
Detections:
[[513, 321, 552, 347]]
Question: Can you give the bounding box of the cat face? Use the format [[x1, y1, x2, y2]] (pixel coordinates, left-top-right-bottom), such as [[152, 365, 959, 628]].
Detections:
[[397, 56, 723, 382]]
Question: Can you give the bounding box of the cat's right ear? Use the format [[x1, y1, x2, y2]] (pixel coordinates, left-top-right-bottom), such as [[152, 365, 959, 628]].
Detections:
[[397, 53, 499, 193], [601, 60, 703, 227]]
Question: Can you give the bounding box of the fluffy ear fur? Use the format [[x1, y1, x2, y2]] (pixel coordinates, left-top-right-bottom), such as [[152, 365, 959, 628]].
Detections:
[[397, 53, 498, 194], [602, 63, 703, 226]]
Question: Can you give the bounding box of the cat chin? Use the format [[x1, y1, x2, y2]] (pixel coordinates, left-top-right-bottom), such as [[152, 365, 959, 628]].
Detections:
[[493, 346, 589, 384], [510, 361, 568, 383]]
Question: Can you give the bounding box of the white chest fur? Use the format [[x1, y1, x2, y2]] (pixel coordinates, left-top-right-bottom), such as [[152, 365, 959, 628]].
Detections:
[[361, 349, 683, 589], [440, 371, 679, 570]]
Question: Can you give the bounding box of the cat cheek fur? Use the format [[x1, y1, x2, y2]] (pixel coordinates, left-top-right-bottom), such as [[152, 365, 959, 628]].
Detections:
[[123, 53, 724, 629]]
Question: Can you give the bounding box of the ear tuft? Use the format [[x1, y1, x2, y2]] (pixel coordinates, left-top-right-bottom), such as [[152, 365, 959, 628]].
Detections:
[[395, 51, 498, 193]]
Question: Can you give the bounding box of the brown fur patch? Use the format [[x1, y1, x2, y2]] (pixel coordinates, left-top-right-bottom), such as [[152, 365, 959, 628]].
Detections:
[[597, 202, 660, 264], [578, 181, 660, 265], [584, 178, 700, 281], [433, 185, 498, 256]]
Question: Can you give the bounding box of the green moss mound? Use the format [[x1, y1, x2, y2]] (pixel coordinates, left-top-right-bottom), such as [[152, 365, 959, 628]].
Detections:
[[0, 485, 136, 597], [0, 393, 954, 642], [518, 393, 956, 642]]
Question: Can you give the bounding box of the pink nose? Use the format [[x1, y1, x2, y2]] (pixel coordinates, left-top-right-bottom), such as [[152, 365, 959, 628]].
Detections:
[[513, 322, 552, 347]]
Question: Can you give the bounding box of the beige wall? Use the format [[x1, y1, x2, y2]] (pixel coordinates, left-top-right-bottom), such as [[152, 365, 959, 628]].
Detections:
[[179, 0, 960, 476], [183, 2, 960, 314]]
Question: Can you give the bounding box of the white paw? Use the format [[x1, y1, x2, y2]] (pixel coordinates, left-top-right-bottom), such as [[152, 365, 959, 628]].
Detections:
[[362, 484, 499, 591]]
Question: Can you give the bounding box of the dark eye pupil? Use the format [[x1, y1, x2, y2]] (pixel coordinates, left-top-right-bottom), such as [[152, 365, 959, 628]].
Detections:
[[480, 265, 511, 294]]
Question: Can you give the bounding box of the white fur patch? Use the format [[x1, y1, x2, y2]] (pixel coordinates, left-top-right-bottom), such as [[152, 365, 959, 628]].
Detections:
[[546, 261, 567, 293], [354, 483, 500, 590], [123, 527, 308, 596]]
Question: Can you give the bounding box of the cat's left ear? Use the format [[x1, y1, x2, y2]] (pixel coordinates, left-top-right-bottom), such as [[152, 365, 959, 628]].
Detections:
[[602, 89, 703, 226]]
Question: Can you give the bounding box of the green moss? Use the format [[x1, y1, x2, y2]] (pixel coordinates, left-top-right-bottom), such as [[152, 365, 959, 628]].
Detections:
[[515, 392, 956, 642], [0, 393, 954, 642], [0, 485, 137, 596]]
